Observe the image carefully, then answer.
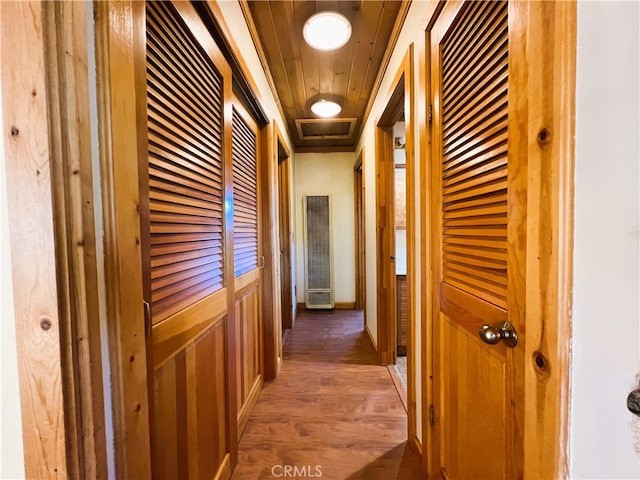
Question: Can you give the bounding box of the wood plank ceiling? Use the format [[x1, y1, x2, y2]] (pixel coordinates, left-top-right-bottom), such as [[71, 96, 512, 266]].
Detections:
[[242, 1, 408, 152]]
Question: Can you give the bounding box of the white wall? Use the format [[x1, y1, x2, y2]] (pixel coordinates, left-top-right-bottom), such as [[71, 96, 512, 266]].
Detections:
[[570, 2, 640, 478], [294, 152, 356, 305], [0, 79, 26, 478]]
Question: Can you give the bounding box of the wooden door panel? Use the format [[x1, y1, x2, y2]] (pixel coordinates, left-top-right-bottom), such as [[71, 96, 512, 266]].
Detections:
[[141, 2, 235, 479], [152, 288, 227, 367], [441, 314, 506, 480], [152, 320, 229, 479], [440, 283, 505, 339], [187, 322, 229, 479], [231, 101, 263, 434], [235, 284, 261, 420], [152, 355, 181, 479]]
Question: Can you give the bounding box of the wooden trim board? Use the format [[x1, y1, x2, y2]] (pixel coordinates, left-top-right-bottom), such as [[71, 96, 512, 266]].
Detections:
[[1, 2, 69, 476], [94, 2, 152, 477], [375, 44, 418, 451]]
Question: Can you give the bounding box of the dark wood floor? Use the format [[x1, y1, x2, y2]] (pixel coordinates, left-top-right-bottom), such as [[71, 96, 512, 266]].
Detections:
[[231, 309, 425, 480]]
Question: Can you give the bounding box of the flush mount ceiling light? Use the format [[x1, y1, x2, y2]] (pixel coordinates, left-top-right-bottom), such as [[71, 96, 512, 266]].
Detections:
[[311, 99, 342, 118], [303, 12, 352, 51]]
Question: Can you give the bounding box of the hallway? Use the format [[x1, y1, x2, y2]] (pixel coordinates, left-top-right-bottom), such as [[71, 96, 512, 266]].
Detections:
[[231, 310, 424, 480]]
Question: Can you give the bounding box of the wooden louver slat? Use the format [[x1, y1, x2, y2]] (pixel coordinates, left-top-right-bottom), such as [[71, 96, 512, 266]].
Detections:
[[146, 1, 225, 323], [232, 108, 258, 278], [441, 0, 509, 310]]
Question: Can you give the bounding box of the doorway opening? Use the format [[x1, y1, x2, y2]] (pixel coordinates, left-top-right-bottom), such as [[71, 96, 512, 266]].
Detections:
[[375, 45, 417, 444], [391, 121, 408, 400]]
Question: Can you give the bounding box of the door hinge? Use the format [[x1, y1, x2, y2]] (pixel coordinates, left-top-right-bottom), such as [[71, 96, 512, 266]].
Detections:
[[427, 104, 433, 124], [143, 301, 151, 337], [429, 404, 435, 426]]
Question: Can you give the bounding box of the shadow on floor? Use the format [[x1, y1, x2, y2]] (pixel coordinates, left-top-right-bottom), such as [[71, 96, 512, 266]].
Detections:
[[344, 442, 426, 480]]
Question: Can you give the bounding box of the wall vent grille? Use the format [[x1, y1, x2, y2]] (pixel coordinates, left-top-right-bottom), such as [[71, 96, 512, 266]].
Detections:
[[304, 195, 334, 309]]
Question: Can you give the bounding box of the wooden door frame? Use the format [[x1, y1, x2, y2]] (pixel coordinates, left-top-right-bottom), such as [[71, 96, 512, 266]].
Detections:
[[261, 121, 292, 382], [277, 132, 293, 332], [261, 121, 279, 382], [94, 2, 153, 477], [422, 2, 576, 477], [375, 45, 418, 448], [354, 151, 366, 312]]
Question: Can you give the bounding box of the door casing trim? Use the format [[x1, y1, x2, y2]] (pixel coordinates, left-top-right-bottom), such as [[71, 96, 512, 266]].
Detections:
[[375, 44, 419, 451]]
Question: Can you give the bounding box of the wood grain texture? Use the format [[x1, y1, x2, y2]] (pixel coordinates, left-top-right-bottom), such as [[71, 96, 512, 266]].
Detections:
[[151, 288, 227, 368], [42, 1, 109, 477], [232, 103, 259, 278], [402, 46, 418, 450], [429, 2, 522, 478], [245, 1, 406, 151], [146, 0, 226, 323], [141, 3, 238, 478], [94, 1, 152, 477], [440, 316, 507, 480], [235, 286, 262, 432], [375, 123, 396, 366], [427, 1, 576, 478], [1, 2, 68, 476], [277, 138, 293, 331], [231, 310, 425, 480], [259, 121, 280, 382], [441, 0, 509, 311], [151, 321, 229, 479], [522, 1, 576, 477], [220, 3, 240, 466], [231, 95, 264, 438], [416, 1, 445, 470], [354, 151, 366, 311]]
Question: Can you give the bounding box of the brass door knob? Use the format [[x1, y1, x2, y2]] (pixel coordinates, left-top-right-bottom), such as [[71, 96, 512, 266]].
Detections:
[[479, 321, 518, 348]]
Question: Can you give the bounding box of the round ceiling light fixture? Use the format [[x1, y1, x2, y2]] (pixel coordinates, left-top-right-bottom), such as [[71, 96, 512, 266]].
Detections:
[[303, 12, 352, 51], [311, 99, 342, 118]]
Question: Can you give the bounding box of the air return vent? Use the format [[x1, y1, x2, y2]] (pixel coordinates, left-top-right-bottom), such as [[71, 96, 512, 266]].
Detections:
[[295, 118, 357, 141], [303, 195, 334, 309]]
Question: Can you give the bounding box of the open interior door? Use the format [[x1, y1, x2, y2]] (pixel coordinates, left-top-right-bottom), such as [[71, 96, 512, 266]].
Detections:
[[430, 1, 527, 478]]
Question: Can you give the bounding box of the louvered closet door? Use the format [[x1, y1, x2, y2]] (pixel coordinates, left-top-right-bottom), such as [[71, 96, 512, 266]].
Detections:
[[431, 1, 526, 479], [142, 2, 234, 478], [231, 99, 263, 435]]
